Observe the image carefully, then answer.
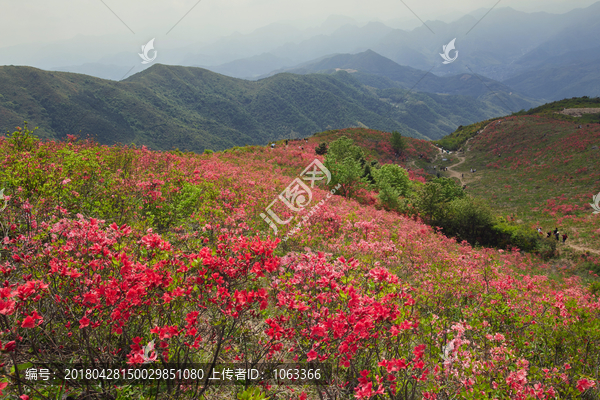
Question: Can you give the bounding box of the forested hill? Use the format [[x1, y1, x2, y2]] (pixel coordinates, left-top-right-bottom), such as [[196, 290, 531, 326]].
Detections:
[[2, 64, 512, 152]]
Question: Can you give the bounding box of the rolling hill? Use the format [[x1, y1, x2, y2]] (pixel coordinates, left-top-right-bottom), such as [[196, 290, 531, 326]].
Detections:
[[0, 64, 520, 151], [435, 97, 600, 254]]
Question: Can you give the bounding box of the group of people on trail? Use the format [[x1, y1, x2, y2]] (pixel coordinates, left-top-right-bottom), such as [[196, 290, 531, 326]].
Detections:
[[537, 227, 568, 243], [470, 168, 477, 173], [271, 138, 308, 149]]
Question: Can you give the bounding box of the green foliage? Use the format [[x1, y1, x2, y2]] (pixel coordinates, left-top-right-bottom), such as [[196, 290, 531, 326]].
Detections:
[[491, 219, 548, 253], [580, 261, 600, 276], [324, 136, 368, 197], [430, 177, 466, 202], [590, 282, 600, 296], [142, 181, 219, 233], [237, 387, 269, 400], [411, 182, 446, 224], [372, 164, 410, 209], [5, 122, 39, 152], [434, 119, 498, 151], [0, 65, 530, 153], [446, 197, 494, 244], [362, 160, 380, 185], [203, 149, 214, 155], [410, 179, 466, 225], [315, 142, 328, 155], [390, 130, 407, 153]]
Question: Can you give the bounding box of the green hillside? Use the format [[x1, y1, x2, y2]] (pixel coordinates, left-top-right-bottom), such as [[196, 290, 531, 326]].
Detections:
[[436, 96, 600, 150], [1, 64, 523, 151], [437, 102, 600, 255]]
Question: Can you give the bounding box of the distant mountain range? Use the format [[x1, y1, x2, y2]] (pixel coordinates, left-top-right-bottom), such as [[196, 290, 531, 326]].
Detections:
[[0, 62, 528, 152], [2, 3, 598, 93], [260, 50, 541, 112]]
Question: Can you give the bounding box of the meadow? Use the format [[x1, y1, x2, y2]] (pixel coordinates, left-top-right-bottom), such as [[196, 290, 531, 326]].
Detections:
[[0, 125, 598, 399], [449, 115, 600, 263]]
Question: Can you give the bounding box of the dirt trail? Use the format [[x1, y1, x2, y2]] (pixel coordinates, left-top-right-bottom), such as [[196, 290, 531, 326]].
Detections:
[[438, 136, 474, 185], [438, 121, 497, 186], [444, 152, 466, 185], [566, 243, 600, 255]]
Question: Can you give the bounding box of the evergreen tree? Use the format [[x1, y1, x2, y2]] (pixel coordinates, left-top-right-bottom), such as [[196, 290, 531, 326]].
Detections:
[[391, 131, 407, 154], [315, 142, 328, 155], [324, 136, 368, 197]]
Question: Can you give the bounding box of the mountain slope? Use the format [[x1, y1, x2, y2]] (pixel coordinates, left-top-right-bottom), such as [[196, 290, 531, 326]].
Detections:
[[266, 50, 542, 112], [199, 53, 294, 79], [435, 98, 600, 253], [503, 60, 600, 101], [0, 64, 520, 151]]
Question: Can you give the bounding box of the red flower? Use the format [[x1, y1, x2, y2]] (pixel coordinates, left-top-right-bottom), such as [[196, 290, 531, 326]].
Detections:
[[577, 378, 596, 392], [79, 317, 90, 329], [21, 316, 36, 328], [3, 341, 16, 352], [307, 350, 318, 361], [0, 300, 15, 315]]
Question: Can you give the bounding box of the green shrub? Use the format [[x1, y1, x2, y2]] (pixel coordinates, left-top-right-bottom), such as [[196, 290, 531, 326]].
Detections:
[[204, 149, 214, 155], [373, 164, 411, 209], [324, 136, 368, 197], [491, 220, 541, 252], [390, 131, 406, 154], [446, 196, 494, 244], [490, 219, 556, 257], [315, 142, 328, 155], [237, 387, 269, 400]]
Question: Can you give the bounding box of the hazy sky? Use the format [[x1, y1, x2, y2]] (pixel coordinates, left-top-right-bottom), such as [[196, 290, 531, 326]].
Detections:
[[1, 0, 598, 49]]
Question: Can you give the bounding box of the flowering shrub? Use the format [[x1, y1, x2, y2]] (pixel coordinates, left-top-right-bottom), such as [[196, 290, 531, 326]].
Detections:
[[0, 126, 598, 399]]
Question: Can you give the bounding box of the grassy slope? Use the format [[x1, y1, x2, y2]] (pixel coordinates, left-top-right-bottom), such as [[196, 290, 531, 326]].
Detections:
[[305, 127, 438, 164], [436, 97, 600, 151], [441, 113, 600, 255]]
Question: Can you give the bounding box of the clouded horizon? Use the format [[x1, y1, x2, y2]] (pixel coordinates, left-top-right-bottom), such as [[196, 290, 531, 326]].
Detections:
[[1, 0, 598, 50]]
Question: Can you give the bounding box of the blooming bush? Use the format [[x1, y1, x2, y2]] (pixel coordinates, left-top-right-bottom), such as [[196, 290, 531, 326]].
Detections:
[[0, 126, 598, 399]]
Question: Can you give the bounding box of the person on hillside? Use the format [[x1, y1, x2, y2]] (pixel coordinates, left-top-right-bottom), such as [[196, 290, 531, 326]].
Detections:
[[554, 228, 559, 242], [537, 227, 542, 235], [271, 143, 275, 148], [562, 233, 568, 243], [547, 231, 552, 238]]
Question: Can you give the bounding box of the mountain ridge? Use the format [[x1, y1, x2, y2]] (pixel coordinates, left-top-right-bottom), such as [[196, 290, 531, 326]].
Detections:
[[1, 63, 518, 152]]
